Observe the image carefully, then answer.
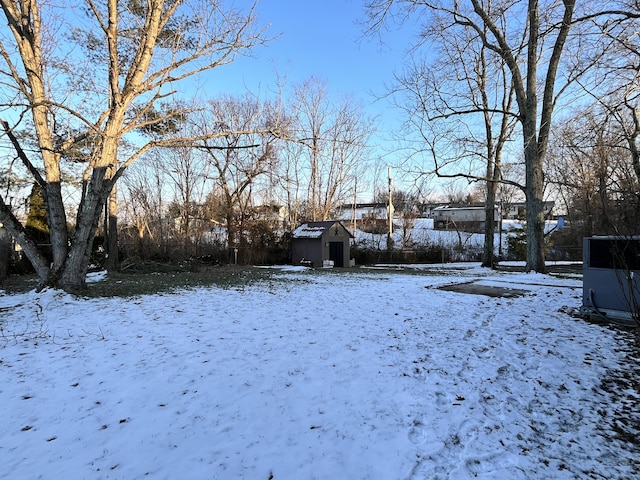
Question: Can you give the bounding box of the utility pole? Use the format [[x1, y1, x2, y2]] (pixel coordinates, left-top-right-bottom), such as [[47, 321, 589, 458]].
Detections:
[[387, 166, 394, 253], [498, 191, 503, 258], [352, 178, 357, 242]]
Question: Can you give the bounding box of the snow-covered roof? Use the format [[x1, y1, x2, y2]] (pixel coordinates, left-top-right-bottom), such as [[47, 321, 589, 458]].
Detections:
[[292, 221, 353, 239], [433, 205, 491, 211], [292, 221, 336, 239]]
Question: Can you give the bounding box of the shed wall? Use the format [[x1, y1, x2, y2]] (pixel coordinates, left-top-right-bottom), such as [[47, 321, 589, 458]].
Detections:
[[292, 238, 323, 266], [320, 226, 350, 267]]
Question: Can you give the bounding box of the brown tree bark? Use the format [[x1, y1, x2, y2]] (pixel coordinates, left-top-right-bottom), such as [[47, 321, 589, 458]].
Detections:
[[104, 184, 119, 272]]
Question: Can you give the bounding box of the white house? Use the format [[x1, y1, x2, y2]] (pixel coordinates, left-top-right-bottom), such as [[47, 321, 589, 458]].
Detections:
[[334, 202, 389, 221], [433, 205, 499, 233]]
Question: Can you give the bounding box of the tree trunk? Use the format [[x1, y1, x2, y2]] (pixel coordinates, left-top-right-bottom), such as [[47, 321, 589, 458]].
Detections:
[[0, 197, 51, 283], [310, 142, 318, 221], [482, 180, 496, 268], [44, 182, 69, 273], [626, 105, 640, 185], [58, 168, 112, 292], [104, 184, 119, 271], [226, 210, 236, 263], [524, 147, 546, 273]]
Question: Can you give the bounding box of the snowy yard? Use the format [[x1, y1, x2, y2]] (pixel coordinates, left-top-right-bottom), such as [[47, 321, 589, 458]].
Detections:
[[1, 265, 638, 479]]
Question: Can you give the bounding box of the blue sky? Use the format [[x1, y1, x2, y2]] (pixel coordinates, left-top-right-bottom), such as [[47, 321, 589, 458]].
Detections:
[[216, 1, 410, 99], [196, 1, 415, 174]]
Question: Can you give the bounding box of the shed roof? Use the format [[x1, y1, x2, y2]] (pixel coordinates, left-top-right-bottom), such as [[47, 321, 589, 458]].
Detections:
[[292, 221, 354, 239]]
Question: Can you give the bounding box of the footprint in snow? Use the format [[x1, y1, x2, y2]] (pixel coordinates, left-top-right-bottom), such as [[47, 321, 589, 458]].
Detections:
[[408, 417, 427, 444]]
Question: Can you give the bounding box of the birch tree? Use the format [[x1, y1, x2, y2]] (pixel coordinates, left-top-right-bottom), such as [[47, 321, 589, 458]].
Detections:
[[0, 0, 268, 291]]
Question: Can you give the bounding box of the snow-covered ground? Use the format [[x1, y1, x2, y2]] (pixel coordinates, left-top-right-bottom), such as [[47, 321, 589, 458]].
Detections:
[[354, 218, 559, 258], [1, 265, 638, 479]]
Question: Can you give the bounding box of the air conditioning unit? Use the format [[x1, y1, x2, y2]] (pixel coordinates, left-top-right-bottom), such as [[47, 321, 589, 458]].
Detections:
[[582, 236, 640, 326]]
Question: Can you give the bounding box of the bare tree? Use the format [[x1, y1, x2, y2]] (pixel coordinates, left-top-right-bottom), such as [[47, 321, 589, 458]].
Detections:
[[152, 145, 210, 246], [0, 0, 269, 291], [193, 95, 281, 260], [364, 0, 613, 272], [390, 9, 517, 268], [548, 106, 640, 237], [277, 138, 307, 230], [120, 163, 166, 260], [585, 2, 640, 187], [290, 77, 375, 222], [375, 188, 420, 249]]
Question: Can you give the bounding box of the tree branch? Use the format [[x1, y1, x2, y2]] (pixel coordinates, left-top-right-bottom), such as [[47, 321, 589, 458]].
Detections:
[[0, 119, 46, 187]]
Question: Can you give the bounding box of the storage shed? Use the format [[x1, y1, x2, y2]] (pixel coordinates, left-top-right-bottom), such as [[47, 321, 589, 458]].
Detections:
[[291, 221, 354, 267]]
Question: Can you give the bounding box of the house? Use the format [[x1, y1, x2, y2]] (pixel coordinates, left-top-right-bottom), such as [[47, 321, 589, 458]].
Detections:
[[432, 200, 556, 233], [333, 202, 396, 235], [433, 205, 499, 233], [334, 202, 389, 221], [420, 203, 447, 219], [291, 221, 354, 267], [251, 204, 289, 231], [502, 201, 555, 220]]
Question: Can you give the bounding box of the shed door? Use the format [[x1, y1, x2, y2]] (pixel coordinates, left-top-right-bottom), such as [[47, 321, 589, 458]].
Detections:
[[329, 241, 344, 267]]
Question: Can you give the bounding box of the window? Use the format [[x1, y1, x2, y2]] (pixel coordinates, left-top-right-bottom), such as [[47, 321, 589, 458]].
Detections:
[[589, 239, 640, 270]]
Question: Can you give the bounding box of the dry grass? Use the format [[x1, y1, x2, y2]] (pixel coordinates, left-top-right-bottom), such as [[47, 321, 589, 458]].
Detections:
[[1, 265, 282, 298]]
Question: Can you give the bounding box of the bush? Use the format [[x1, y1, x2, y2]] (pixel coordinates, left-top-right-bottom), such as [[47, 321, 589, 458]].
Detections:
[[0, 228, 10, 282], [351, 242, 456, 265], [506, 227, 527, 261]]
